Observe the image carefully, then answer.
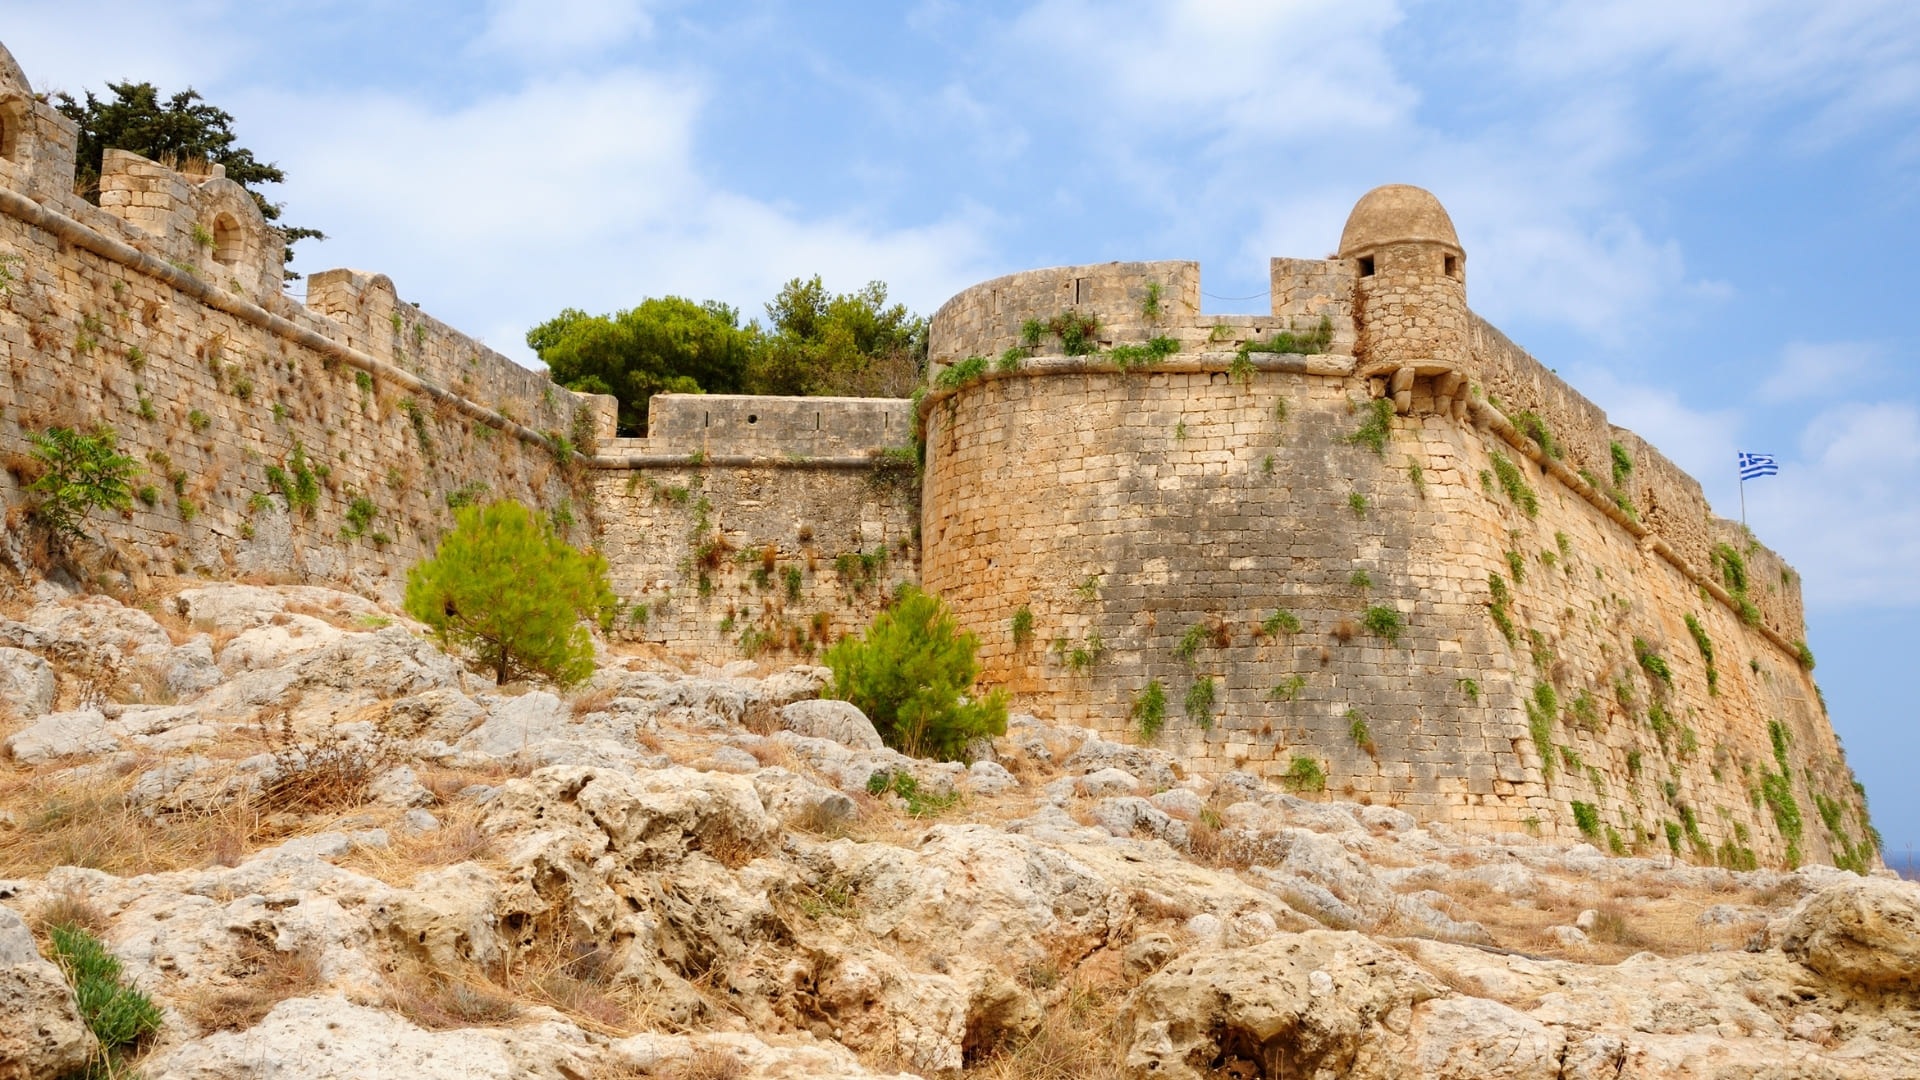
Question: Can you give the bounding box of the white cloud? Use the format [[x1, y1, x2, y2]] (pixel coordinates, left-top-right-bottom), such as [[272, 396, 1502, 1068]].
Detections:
[[1006, 0, 1415, 143], [1757, 341, 1883, 403], [470, 0, 655, 63], [1570, 367, 1742, 500], [249, 68, 992, 364], [1752, 400, 1920, 608], [0, 2, 243, 97]]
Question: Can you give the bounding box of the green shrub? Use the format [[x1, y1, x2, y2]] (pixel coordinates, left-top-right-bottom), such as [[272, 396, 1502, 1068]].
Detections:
[[1268, 675, 1306, 701], [1526, 683, 1558, 776], [1793, 639, 1816, 672], [1108, 336, 1179, 372], [1609, 440, 1633, 486], [823, 585, 1008, 761], [865, 769, 958, 817], [1489, 451, 1539, 516], [1184, 675, 1216, 729], [1570, 800, 1601, 839], [1010, 606, 1034, 647], [1512, 410, 1563, 459], [405, 500, 616, 686], [1131, 680, 1167, 741], [1238, 316, 1331, 357], [50, 922, 163, 1068], [24, 426, 138, 542], [935, 355, 990, 390], [1360, 605, 1403, 645], [1684, 613, 1718, 695], [266, 442, 321, 517], [1634, 638, 1673, 689], [342, 495, 378, 540], [1347, 397, 1394, 455], [1283, 755, 1326, 793], [1260, 609, 1301, 637]]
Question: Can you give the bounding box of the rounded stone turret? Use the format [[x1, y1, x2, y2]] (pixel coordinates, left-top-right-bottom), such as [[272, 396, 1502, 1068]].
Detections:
[[1338, 184, 1469, 388]]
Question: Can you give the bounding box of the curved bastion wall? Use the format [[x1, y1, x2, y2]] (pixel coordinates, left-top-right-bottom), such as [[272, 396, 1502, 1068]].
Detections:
[[918, 186, 1868, 867]]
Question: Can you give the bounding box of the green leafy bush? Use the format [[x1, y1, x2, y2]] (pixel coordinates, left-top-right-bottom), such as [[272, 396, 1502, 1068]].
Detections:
[[1489, 450, 1539, 516], [1360, 605, 1403, 645], [1185, 675, 1216, 729], [823, 585, 1007, 761], [405, 500, 615, 686], [1346, 397, 1394, 455], [1570, 800, 1601, 839], [24, 426, 138, 542], [1283, 755, 1326, 793], [1131, 679, 1167, 741]]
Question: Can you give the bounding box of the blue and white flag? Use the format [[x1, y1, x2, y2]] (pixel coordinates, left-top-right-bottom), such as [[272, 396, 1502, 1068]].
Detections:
[[1738, 452, 1778, 481]]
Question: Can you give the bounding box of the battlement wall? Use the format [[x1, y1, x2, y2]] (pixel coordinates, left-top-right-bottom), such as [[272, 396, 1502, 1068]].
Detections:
[[0, 54, 602, 599]]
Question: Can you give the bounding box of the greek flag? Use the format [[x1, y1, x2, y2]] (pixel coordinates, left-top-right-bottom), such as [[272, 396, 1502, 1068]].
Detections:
[[1738, 452, 1778, 481]]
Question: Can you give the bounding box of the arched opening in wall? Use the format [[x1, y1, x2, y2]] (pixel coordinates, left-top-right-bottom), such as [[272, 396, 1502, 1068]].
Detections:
[[211, 213, 242, 266]]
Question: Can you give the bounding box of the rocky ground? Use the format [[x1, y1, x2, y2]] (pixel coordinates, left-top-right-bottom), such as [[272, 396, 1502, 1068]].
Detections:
[[1, 579, 1917, 1079]]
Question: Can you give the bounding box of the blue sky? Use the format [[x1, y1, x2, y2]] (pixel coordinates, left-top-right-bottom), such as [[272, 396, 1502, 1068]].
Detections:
[[9, 1, 1919, 863]]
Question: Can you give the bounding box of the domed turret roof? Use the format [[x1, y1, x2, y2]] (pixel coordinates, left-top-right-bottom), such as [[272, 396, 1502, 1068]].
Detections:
[[0, 43, 27, 95], [1338, 184, 1461, 257]]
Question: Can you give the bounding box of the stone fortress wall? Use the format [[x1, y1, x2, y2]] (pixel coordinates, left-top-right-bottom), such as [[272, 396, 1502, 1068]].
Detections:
[[0, 36, 1870, 869], [0, 42, 918, 657], [0, 47, 602, 596], [917, 185, 1868, 867]]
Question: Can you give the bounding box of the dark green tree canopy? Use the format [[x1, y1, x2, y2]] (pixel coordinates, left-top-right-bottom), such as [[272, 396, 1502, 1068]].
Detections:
[[527, 297, 756, 437], [822, 585, 1007, 762], [55, 81, 324, 274], [752, 276, 926, 398], [527, 277, 926, 435]]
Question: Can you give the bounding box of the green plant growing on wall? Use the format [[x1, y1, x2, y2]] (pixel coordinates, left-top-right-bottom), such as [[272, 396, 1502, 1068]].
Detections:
[[1010, 606, 1034, 648], [1260, 609, 1301, 637], [341, 494, 378, 539], [1504, 549, 1526, 585], [1526, 683, 1559, 777], [1131, 679, 1167, 741], [783, 565, 805, 603], [1567, 689, 1598, 730], [1175, 621, 1210, 664], [1361, 605, 1403, 645], [1273, 397, 1289, 421], [266, 443, 321, 517], [405, 500, 616, 687], [136, 484, 158, 507], [997, 346, 1024, 373], [1048, 311, 1102, 355], [1512, 410, 1564, 460], [136, 394, 156, 421], [1283, 755, 1326, 793], [1610, 440, 1633, 487], [0, 251, 19, 296], [1238, 316, 1332, 357], [1269, 674, 1307, 701], [1347, 397, 1394, 455], [823, 585, 1008, 761], [936, 354, 989, 390], [1141, 281, 1164, 321], [1489, 451, 1539, 516], [1793, 640, 1816, 672], [1406, 457, 1425, 497], [1174, 420, 1188, 441], [1185, 675, 1216, 729], [1348, 491, 1368, 516], [354, 369, 373, 393], [1684, 613, 1718, 695], [1487, 572, 1516, 643], [1059, 631, 1105, 674], [1571, 800, 1601, 839], [1228, 350, 1255, 386], [1346, 709, 1376, 756], [1109, 336, 1179, 372], [188, 408, 211, 432], [1457, 677, 1480, 702], [1349, 569, 1372, 591], [24, 426, 139, 543], [1634, 638, 1673, 690], [1020, 318, 1044, 348]]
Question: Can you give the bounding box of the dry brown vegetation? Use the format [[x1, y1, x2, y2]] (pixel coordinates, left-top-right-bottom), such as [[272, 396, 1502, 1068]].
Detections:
[[182, 936, 326, 1033]]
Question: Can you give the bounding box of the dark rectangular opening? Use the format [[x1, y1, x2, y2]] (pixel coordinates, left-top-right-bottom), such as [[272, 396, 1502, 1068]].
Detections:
[[1358, 255, 1375, 277], [1444, 254, 1459, 277], [1075, 277, 1092, 303]]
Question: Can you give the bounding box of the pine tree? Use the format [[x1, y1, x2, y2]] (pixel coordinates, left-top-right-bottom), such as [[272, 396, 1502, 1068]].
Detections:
[[404, 501, 615, 686], [823, 585, 1007, 761]]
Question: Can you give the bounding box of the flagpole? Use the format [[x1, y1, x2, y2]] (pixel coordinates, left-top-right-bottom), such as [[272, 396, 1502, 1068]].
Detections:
[[1740, 475, 1746, 527]]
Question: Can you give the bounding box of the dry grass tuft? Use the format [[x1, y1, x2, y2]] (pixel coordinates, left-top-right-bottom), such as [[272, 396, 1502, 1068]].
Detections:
[[33, 891, 110, 935], [568, 685, 619, 719], [0, 765, 259, 877], [183, 936, 326, 1033], [387, 966, 523, 1030], [668, 1048, 743, 1080], [739, 700, 781, 736], [970, 981, 1126, 1080]]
